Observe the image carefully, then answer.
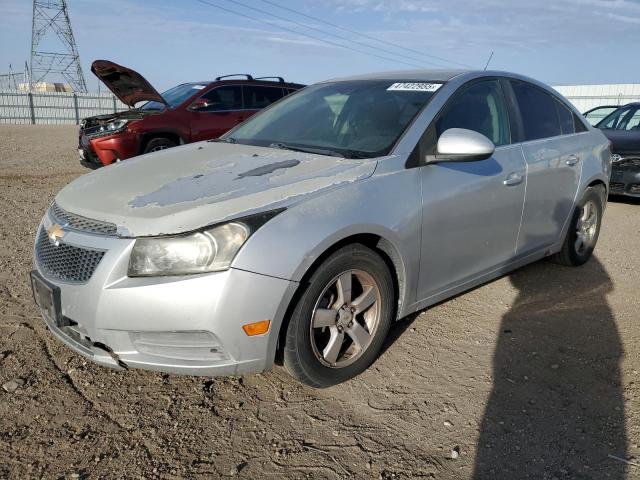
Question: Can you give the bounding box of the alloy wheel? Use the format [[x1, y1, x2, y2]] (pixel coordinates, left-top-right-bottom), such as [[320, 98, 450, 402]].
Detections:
[[575, 199, 598, 254], [309, 269, 381, 368]]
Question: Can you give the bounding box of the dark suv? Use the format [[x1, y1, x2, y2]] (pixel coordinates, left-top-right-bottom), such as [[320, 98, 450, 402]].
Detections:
[[593, 102, 640, 197], [79, 60, 304, 167]]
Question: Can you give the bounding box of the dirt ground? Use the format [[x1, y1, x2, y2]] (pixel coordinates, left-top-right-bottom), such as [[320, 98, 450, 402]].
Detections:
[[0, 125, 639, 479]]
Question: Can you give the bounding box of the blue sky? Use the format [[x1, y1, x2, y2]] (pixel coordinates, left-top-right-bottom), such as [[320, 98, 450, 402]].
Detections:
[[1, 0, 640, 92]]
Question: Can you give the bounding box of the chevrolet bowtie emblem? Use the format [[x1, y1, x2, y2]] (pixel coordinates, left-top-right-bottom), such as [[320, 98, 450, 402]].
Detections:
[[47, 223, 65, 246]]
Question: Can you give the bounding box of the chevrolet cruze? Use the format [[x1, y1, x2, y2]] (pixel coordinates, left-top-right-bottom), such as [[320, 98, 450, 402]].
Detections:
[[31, 70, 611, 387]]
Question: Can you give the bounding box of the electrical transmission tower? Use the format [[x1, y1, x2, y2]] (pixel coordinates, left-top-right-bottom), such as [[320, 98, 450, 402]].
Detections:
[[30, 0, 87, 92]]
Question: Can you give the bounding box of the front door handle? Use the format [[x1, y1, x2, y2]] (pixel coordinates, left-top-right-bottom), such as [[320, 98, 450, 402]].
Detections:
[[566, 155, 580, 166], [504, 172, 523, 187]]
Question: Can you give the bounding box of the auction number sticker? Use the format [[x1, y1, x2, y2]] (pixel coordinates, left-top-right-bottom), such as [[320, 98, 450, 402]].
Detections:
[[387, 82, 442, 92]]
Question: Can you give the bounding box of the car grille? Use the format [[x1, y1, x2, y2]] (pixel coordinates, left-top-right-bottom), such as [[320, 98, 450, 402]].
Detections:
[[609, 182, 625, 192], [50, 202, 117, 236], [35, 227, 106, 283], [614, 156, 640, 168]]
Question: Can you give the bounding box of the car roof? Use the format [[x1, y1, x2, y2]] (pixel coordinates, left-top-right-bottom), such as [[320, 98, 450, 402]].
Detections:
[[321, 69, 471, 83], [203, 79, 304, 87]]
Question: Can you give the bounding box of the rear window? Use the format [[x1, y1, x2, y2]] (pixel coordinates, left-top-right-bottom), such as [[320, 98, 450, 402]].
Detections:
[[511, 81, 562, 141]]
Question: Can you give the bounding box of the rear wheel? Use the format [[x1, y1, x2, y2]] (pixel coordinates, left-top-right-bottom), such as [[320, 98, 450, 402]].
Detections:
[[550, 185, 604, 266], [143, 137, 177, 154], [283, 244, 394, 387]]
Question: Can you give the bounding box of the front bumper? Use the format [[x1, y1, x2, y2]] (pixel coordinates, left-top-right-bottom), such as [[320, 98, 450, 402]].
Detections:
[[32, 213, 297, 376], [79, 130, 139, 167], [609, 161, 640, 197]]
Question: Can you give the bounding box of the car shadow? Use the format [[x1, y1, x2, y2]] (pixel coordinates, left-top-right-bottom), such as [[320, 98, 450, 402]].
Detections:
[[608, 194, 640, 206], [471, 257, 627, 479], [383, 256, 628, 478]]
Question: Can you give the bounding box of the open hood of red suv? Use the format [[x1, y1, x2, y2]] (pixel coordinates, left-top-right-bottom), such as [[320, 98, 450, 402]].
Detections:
[[91, 60, 166, 107]]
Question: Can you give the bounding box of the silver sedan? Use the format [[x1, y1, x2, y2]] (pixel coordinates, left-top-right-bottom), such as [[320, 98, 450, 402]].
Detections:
[[31, 70, 611, 387]]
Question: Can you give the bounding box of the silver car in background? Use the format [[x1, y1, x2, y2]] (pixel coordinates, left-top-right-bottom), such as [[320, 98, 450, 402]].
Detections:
[[31, 70, 611, 387]]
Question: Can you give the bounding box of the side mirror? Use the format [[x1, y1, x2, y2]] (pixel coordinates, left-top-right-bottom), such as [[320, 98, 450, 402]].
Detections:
[[188, 98, 212, 111], [426, 128, 495, 163]]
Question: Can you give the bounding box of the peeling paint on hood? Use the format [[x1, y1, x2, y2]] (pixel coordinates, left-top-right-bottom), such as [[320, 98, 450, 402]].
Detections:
[[55, 142, 377, 237]]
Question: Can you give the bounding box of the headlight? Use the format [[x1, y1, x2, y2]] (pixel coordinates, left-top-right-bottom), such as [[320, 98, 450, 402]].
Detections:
[[100, 119, 129, 134], [86, 119, 130, 138], [127, 210, 283, 277]]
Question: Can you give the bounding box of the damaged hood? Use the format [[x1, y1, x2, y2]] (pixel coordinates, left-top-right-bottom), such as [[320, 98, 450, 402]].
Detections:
[[55, 142, 377, 237], [91, 60, 166, 107]]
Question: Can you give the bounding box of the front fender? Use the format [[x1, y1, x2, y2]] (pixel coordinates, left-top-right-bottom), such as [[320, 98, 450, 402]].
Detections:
[[232, 166, 423, 319]]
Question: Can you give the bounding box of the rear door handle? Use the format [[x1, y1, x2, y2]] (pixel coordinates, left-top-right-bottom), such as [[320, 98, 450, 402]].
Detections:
[[503, 172, 523, 187], [566, 155, 580, 166]]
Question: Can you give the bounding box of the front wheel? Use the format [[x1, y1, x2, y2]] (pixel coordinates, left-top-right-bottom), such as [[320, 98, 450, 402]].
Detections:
[[550, 185, 605, 266], [143, 137, 177, 154], [283, 244, 394, 387]]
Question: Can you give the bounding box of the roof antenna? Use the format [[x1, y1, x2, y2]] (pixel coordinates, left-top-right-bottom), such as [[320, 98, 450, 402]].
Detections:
[[483, 51, 494, 71]]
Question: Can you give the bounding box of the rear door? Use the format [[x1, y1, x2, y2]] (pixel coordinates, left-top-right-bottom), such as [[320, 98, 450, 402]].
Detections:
[[417, 79, 527, 300], [242, 85, 285, 120], [509, 80, 584, 255], [189, 85, 243, 141]]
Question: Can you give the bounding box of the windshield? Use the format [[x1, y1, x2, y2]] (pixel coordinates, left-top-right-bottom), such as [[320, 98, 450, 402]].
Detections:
[[584, 106, 618, 126], [141, 83, 206, 110], [596, 104, 640, 131], [224, 80, 440, 158]]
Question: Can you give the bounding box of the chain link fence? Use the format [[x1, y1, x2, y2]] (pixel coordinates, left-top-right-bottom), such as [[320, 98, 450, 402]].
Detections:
[[0, 89, 127, 125]]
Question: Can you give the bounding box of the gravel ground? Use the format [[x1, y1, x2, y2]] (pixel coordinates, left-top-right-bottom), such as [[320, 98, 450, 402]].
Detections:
[[0, 125, 639, 479]]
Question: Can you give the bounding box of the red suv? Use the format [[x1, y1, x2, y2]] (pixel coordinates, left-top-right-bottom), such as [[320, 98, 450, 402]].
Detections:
[[79, 60, 304, 167]]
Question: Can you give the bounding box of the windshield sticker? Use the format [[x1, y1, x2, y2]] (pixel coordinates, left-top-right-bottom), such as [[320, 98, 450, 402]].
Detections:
[[192, 85, 206, 90], [387, 82, 442, 92]]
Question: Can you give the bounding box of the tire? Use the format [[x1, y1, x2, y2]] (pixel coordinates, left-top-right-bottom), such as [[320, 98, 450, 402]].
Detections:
[[283, 244, 394, 387], [550, 185, 605, 267], [143, 137, 177, 154]]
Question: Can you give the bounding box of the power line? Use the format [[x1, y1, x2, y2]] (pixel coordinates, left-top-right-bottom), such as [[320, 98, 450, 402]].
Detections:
[[258, 0, 473, 69], [222, 0, 448, 68], [194, 0, 424, 69]]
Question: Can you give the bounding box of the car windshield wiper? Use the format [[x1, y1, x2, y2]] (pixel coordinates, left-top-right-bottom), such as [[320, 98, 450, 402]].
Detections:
[[209, 137, 236, 143], [269, 142, 344, 158]]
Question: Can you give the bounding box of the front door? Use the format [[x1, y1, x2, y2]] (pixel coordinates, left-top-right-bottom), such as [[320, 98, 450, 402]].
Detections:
[[189, 85, 244, 141], [417, 79, 527, 301]]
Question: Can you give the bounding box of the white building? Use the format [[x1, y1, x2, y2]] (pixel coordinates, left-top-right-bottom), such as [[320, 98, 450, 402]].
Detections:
[[553, 84, 640, 114]]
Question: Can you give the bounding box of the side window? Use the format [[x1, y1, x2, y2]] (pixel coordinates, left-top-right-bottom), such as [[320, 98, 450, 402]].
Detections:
[[200, 86, 242, 112], [574, 113, 589, 133], [435, 80, 510, 147], [511, 81, 562, 140], [555, 100, 575, 135], [243, 86, 284, 109]]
